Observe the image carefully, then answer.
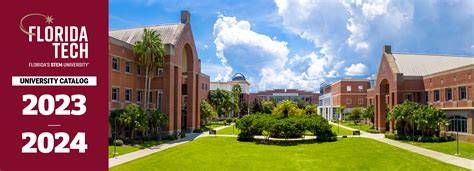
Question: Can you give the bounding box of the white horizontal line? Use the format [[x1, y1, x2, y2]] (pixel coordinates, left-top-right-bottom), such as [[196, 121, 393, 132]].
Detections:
[[47, 124, 61, 127]]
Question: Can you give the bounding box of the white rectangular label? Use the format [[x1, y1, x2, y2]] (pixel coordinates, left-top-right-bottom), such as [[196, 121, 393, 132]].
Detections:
[[12, 76, 97, 86]]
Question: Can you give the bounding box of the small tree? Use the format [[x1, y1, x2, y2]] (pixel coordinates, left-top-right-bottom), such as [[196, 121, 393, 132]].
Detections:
[[272, 100, 298, 118], [200, 100, 217, 125], [337, 105, 346, 120], [304, 104, 318, 115], [362, 104, 375, 125], [121, 103, 146, 140], [262, 100, 275, 114], [345, 107, 362, 125], [149, 109, 168, 141]]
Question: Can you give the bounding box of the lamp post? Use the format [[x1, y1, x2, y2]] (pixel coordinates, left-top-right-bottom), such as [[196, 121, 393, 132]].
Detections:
[[113, 117, 117, 158], [456, 130, 459, 155]]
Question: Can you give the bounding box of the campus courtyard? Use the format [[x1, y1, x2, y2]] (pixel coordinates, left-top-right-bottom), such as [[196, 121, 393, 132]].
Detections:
[[110, 136, 466, 170]]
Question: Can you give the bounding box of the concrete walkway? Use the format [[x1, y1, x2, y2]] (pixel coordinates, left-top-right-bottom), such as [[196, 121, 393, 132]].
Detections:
[[109, 124, 234, 168], [330, 122, 474, 170]]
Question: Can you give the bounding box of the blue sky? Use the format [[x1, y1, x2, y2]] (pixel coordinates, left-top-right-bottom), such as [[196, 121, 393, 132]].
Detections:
[[110, 0, 473, 92]]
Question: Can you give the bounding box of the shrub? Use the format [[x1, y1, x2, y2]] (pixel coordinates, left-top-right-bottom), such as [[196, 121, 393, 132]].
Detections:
[[366, 129, 380, 133], [226, 118, 233, 124], [236, 113, 336, 142], [384, 132, 397, 140], [268, 117, 305, 138], [179, 131, 186, 138], [114, 139, 124, 146], [161, 134, 177, 141]]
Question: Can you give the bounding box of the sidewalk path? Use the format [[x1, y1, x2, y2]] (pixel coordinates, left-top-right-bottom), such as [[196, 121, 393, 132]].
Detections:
[[330, 122, 474, 170], [109, 124, 235, 168]]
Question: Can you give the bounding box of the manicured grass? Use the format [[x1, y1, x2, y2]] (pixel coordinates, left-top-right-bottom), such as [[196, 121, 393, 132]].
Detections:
[[108, 140, 171, 158], [331, 124, 353, 136], [341, 122, 373, 132], [204, 121, 227, 129], [110, 137, 466, 170], [404, 140, 474, 160], [217, 125, 240, 135]]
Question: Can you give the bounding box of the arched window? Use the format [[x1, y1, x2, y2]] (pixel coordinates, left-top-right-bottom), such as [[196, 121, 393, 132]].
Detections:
[[448, 116, 467, 133]]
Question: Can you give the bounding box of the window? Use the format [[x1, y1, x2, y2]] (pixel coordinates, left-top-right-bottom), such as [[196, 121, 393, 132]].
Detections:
[[112, 57, 119, 71], [137, 90, 142, 102], [424, 91, 429, 102], [137, 64, 141, 75], [433, 90, 440, 101], [112, 88, 119, 101], [346, 98, 352, 105], [158, 91, 163, 110], [404, 93, 413, 101], [125, 62, 131, 73], [125, 89, 131, 102], [448, 116, 467, 133], [157, 68, 163, 76], [149, 91, 153, 103], [346, 86, 352, 92], [445, 88, 452, 101], [358, 85, 363, 92], [459, 86, 467, 100], [358, 98, 363, 105]]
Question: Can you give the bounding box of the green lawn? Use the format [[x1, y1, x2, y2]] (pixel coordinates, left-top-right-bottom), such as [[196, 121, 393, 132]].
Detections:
[[341, 122, 373, 132], [331, 124, 354, 136], [108, 140, 171, 158], [110, 137, 466, 170], [405, 140, 474, 160], [217, 125, 240, 135], [204, 121, 227, 129]]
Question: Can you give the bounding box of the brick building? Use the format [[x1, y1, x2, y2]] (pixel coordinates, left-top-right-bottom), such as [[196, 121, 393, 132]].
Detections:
[[108, 11, 210, 135], [249, 89, 319, 105], [369, 45, 473, 142], [318, 79, 371, 121]]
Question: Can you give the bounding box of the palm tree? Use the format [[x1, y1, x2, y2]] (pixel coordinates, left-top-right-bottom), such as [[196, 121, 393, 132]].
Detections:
[[209, 89, 225, 118], [149, 109, 168, 141], [274, 100, 297, 118], [305, 104, 318, 115], [337, 105, 346, 121], [362, 104, 375, 125], [121, 103, 145, 140], [231, 84, 242, 117], [222, 91, 238, 118], [133, 28, 165, 111]]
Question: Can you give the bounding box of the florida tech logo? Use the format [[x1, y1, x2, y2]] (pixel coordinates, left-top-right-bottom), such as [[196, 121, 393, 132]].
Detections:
[[20, 13, 54, 36], [19, 13, 89, 59]]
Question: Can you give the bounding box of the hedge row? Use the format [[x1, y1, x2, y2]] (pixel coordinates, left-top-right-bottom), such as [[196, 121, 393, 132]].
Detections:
[[236, 113, 336, 142], [384, 132, 455, 142]]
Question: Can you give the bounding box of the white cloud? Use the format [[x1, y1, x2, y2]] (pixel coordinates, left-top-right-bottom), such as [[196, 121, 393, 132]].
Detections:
[[201, 62, 232, 82], [212, 15, 329, 91], [274, 0, 349, 85], [361, 0, 389, 20], [345, 63, 368, 76]]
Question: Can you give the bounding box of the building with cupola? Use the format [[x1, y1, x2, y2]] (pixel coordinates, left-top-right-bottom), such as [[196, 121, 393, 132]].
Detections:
[[210, 73, 251, 103]]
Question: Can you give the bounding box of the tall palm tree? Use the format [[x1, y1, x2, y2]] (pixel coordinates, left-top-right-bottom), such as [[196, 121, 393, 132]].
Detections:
[[231, 84, 242, 117], [133, 28, 165, 111], [209, 89, 225, 118]]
